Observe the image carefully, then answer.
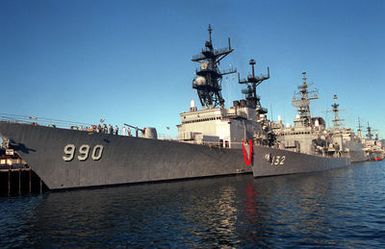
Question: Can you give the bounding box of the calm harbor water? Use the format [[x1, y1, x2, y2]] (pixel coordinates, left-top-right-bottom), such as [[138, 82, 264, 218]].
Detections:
[[1, 161, 385, 248]]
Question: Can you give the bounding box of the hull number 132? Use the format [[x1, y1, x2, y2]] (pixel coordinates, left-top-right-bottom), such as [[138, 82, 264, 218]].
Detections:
[[265, 154, 286, 166], [271, 155, 286, 166]]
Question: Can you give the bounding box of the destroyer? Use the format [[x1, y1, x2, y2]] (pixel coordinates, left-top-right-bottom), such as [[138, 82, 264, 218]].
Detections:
[[361, 122, 384, 161], [327, 95, 367, 163], [0, 26, 350, 191], [251, 73, 350, 177]]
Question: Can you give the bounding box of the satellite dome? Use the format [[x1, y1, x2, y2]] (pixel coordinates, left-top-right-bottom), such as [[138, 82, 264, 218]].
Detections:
[[194, 76, 206, 86], [190, 99, 196, 108], [314, 119, 320, 127]]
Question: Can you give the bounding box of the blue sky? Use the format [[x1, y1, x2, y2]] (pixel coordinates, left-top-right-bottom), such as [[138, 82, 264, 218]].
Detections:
[[1, 0, 384, 137]]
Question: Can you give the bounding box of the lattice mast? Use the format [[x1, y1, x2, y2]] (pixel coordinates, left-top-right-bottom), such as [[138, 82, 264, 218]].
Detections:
[[192, 25, 236, 108], [291, 72, 319, 126], [366, 122, 374, 140], [238, 59, 270, 113], [331, 94, 344, 129], [357, 117, 363, 139]]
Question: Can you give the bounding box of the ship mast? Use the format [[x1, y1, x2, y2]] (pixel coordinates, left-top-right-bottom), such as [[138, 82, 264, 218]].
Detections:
[[291, 72, 318, 127], [238, 59, 270, 114], [357, 117, 363, 139], [366, 122, 373, 140], [331, 94, 343, 129], [192, 25, 236, 108]]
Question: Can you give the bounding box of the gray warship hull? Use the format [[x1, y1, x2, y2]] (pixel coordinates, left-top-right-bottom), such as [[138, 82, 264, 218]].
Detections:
[[349, 150, 368, 163], [252, 146, 350, 177], [0, 122, 252, 190], [0, 121, 351, 190]]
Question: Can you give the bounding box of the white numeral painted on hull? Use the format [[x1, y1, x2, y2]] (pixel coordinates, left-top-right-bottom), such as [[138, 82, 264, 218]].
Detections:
[[63, 144, 104, 162], [63, 144, 76, 161], [271, 155, 285, 166], [271, 156, 286, 166], [265, 154, 286, 166], [91, 145, 103, 161], [78, 145, 90, 161]]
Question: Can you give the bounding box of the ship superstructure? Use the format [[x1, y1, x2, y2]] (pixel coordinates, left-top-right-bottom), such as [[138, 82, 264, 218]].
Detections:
[[361, 122, 384, 160], [273, 73, 329, 155], [191, 24, 235, 108], [178, 27, 271, 149], [250, 73, 350, 178], [327, 95, 367, 162], [238, 59, 270, 119]]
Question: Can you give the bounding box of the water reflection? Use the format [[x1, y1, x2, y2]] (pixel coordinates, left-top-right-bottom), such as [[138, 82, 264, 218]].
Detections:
[[1, 161, 385, 248]]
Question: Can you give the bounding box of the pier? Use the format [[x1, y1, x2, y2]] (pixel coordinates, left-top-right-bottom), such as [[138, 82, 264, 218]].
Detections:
[[0, 153, 48, 196]]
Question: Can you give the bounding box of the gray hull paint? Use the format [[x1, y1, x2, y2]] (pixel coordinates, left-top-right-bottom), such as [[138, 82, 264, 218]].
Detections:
[[0, 122, 351, 190], [0, 122, 252, 190], [252, 146, 351, 177], [349, 150, 368, 163]]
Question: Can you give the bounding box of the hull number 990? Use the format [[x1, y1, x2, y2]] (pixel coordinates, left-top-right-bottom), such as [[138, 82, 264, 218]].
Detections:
[[63, 144, 104, 162]]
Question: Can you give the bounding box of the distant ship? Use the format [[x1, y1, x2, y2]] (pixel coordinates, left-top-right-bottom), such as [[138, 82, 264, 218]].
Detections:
[[251, 73, 350, 177], [0, 26, 350, 191], [361, 122, 384, 161], [327, 95, 367, 163]]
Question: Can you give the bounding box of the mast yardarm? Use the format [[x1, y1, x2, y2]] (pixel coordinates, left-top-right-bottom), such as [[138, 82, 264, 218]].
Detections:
[[191, 25, 236, 108], [238, 59, 270, 113], [291, 72, 319, 127]]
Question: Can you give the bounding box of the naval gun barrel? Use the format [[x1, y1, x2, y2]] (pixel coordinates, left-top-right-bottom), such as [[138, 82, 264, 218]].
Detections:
[[124, 123, 144, 137], [124, 123, 158, 139], [124, 123, 145, 132]]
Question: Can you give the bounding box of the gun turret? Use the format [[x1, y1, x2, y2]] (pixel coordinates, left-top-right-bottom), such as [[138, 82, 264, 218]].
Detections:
[[124, 123, 145, 137]]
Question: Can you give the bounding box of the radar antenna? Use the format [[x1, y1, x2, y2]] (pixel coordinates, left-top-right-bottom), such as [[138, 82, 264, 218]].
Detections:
[[238, 59, 270, 114], [291, 72, 319, 127], [331, 94, 344, 129], [191, 25, 236, 108]]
